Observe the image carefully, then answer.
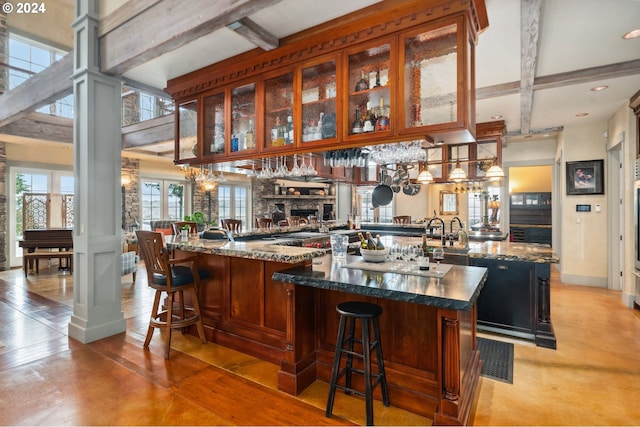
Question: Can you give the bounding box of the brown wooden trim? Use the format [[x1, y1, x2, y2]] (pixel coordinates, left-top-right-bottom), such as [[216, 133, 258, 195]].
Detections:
[[165, 0, 486, 99]]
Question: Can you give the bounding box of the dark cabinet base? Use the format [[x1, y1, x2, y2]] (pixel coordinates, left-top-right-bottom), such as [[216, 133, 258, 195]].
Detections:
[[470, 257, 557, 349]]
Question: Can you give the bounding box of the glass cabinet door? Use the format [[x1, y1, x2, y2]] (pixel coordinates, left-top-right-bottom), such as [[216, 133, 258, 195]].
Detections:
[[203, 92, 226, 156], [474, 140, 498, 180], [301, 58, 338, 147], [401, 22, 458, 130], [176, 99, 198, 161], [230, 83, 256, 154], [346, 40, 392, 138], [264, 70, 294, 150]]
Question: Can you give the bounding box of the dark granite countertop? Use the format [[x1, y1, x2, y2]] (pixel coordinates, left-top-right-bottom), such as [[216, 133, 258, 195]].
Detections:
[[272, 254, 488, 311], [468, 241, 559, 263], [166, 235, 326, 263]]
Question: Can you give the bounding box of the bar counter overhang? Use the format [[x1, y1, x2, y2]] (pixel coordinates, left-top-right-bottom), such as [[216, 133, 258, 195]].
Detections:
[[168, 236, 487, 425]]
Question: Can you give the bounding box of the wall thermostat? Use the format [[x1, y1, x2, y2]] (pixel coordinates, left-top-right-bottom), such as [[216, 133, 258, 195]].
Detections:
[[576, 204, 591, 212]]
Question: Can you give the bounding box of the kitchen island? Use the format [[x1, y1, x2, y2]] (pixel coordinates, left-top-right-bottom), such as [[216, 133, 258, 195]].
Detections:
[[167, 235, 487, 425], [469, 241, 559, 349]]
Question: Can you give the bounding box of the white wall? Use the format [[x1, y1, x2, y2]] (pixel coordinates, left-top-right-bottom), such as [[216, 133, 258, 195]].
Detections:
[[560, 120, 609, 287], [608, 102, 637, 305]]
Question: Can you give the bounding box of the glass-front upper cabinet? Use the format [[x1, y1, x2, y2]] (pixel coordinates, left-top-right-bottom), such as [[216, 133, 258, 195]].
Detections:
[[426, 146, 443, 181], [230, 82, 257, 155], [176, 99, 198, 162], [345, 39, 393, 139], [301, 57, 339, 148], [263, 70, 294, 151], [474, 140, 498, 180], [399, 21, 461, 137], [203, 92, 226, 156]]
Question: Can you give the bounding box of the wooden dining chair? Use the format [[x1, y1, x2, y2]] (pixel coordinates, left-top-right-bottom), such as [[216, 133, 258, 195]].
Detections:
[[277, 220, 289, 227], [135, 230, 208, 359], [392, 215, 412, 224], [256, 218, 273, 229], [171, 221, 198, 235], [222, 219, 243, 234], [287, 216, 301, 227]]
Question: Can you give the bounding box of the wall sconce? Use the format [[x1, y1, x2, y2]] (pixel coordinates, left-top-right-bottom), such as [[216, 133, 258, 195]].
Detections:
[[121, 174, 131, 187]]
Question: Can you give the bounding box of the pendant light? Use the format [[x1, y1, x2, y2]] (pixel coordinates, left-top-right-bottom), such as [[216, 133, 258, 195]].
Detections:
[[417, 150, 433, 183], [485, 157, 505, 181], [448, 146, 467, 182]]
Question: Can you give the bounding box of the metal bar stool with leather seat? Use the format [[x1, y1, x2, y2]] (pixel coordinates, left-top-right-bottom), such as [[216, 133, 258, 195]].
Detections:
[[222, 219, 243, 235], [136, 230, 208, 359], [326, 301, 390, 426]]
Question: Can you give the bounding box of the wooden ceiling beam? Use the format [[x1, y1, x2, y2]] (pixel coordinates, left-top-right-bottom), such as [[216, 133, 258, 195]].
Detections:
[[0, 112, 73, 143], [227, 17, 279, 51], [99, 0, 283, 76], [0, 53, 73, 128], [519, 0, 542, 136]]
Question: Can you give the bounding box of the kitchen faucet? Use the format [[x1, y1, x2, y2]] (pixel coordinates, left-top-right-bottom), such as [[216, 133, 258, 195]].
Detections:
[[449, 216, 464, 234], [426, 217, 446, 246]]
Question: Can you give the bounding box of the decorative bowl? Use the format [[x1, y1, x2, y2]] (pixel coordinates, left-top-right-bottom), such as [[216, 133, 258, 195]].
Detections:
[[360, 248, 390, 263]]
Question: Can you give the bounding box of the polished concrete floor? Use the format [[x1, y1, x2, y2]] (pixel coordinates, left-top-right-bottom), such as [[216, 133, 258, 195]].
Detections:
[[1, 261, 639, 425]]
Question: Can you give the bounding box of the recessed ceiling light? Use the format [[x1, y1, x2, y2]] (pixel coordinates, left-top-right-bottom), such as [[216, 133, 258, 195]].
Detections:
[[576, 112, 589, 117], [590, 85, 608, 92], [490, 115, 503, 120], [623, 29, 640, 40]]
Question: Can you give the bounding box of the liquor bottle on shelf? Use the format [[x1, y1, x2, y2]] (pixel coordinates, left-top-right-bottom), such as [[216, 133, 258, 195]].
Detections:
[[272, 117, 285, 146], [376, 98, 390, 131], [354, 70, 369, 92], [286, 115, 293, 144], [375, 69, 381, 87], [231, 134, 239, 152], [351, 109, 364, 134], [363, 102, 376, 133], [245, 119, 255, 149]]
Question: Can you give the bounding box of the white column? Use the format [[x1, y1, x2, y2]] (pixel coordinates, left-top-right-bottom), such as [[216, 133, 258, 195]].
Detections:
[[68, 0, 126, 342]]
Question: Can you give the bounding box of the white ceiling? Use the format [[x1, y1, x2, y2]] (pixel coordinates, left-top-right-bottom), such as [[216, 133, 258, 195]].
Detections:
[[121, 0, 640, 144]]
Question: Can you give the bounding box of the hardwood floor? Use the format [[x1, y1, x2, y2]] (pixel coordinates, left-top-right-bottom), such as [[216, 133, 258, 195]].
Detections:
[[1, 262, 639, 425]]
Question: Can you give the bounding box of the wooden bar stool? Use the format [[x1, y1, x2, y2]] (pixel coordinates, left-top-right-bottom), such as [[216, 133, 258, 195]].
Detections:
[[326, 301, 389, 426]]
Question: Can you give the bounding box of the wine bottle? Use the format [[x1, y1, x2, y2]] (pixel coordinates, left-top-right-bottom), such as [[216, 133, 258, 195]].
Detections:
[[351, 109, 364, 134], [422, 234, 430, 256], [376, 98, 390, 131], [363, 102, 376, 133], [271, 117, 280, 146], [355, 70, 369, 92], [366, 232, 377, 250], [245, 119, 255, 149], [358, 232, 368, 249], [375, 234, 385, 250], [375, 69, 381, 87]]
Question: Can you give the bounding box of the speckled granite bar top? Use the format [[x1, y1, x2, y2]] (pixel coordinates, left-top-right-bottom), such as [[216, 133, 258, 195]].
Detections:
[[468, 241, 559, 263], [166, 236, 326, 263], [273, 254, 488, 311]]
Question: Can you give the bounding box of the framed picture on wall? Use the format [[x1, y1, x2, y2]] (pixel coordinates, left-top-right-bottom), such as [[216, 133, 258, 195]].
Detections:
[[566, 159, 604, 195]]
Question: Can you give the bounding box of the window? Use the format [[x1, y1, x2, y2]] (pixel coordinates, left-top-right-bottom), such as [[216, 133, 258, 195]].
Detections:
[[122, 87, 175, 125], [357, 186, 393, 223], [140, 179, 185, 227], [10, 167, 74, 267], [218, 184, 250, 228], [468, 186, 500, 227], [8, 34, 73, 118]]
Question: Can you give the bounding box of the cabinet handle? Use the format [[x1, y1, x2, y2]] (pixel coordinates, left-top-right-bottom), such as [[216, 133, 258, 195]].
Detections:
[[497, 265, 508, 270]]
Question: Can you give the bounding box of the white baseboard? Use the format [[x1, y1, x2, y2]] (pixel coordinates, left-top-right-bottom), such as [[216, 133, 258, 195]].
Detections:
[[559, 273, 607, 288]]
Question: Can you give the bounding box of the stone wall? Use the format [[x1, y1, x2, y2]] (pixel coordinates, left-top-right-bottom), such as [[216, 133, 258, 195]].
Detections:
[[121, 157, 139, 231], [252, 178, 335, 223]]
